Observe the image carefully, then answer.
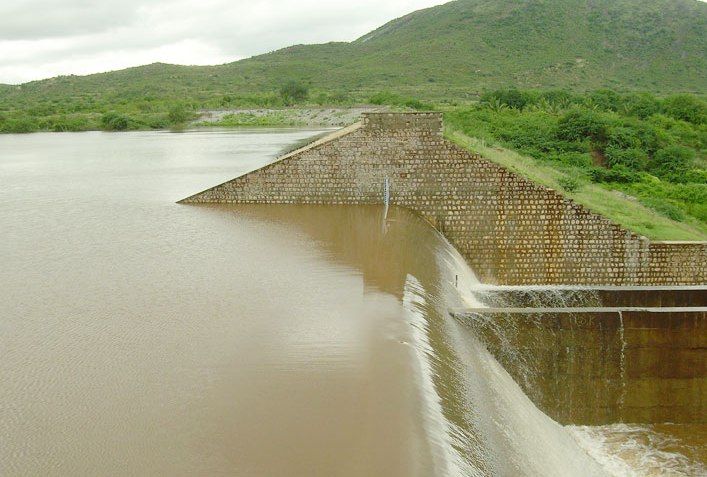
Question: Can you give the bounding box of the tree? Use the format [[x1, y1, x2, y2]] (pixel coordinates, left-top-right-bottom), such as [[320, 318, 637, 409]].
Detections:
[[651, 145, 696, 181], [167, 104, 192, 125], [483, 88, 528, 110], [556, 109, 608, 143], [280, 81, 309, 105], [662, 95, 706, 125]]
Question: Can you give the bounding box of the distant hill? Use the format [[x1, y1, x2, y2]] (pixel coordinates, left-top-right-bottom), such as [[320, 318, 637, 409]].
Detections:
[[1, 0, 705, 111]]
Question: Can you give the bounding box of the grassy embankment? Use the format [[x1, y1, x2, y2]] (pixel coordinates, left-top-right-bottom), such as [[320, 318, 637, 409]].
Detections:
[[196, 111, 302, 127], [441, 90, 706, 241], [447, 131, 705, 241]]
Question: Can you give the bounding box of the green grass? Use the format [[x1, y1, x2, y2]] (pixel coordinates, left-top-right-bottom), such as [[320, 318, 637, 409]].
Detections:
[[196, 112, 303, 127], [442, 90, 706, 240], [446, 128, 707, 241]]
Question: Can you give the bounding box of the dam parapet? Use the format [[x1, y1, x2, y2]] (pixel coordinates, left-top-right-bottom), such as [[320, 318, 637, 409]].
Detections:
[[180, 112, 706, 286]]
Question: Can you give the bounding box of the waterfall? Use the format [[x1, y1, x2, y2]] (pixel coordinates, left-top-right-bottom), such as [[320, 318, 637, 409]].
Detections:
[[414, 235, 703, 476], [400, 230, 610, 476]]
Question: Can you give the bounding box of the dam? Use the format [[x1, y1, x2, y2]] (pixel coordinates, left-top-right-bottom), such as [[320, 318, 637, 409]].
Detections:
[[178, 113, 707, 474], [181, 112, 705, 286]]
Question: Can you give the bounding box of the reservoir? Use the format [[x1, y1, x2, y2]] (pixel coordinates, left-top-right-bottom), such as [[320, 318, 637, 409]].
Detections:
[[0, 129, 704, 476]]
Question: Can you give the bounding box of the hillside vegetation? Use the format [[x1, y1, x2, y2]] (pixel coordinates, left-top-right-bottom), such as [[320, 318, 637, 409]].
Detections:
[[444, 90, 707, 240], [1, 0, 706, 132]]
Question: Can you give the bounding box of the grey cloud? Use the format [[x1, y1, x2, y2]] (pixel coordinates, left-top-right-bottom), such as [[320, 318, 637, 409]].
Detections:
[[0, 0, 448, 84], [0, 0, 158, 40]]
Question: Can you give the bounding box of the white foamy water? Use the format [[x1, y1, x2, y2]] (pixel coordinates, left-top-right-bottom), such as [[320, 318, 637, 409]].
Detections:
[[569, 424, 707, 477], [425, 242, 610, 476]]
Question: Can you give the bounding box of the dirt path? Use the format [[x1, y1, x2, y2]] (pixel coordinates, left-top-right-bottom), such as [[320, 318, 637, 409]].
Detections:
[[195, 106, 388, 127]]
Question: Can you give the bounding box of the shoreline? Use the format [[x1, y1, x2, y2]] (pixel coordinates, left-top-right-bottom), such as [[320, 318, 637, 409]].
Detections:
[[0, 106, 389, 134], [192, 106, 387, 128]]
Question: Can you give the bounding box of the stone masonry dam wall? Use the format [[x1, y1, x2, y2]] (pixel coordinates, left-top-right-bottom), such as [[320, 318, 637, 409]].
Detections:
[[181, 112, 706, 286]]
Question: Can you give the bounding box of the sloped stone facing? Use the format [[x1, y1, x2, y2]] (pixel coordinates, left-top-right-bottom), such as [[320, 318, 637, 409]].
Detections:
[[182, 112, 706, 285]]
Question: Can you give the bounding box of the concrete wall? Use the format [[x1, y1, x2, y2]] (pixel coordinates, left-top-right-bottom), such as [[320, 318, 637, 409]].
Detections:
[[181, 112, 706, 286], [475, 286, 707, 308], [454, 308, 706, 425]]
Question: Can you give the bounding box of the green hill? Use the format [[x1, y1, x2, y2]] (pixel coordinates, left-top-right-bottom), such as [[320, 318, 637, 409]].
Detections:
[[354, 0, 706, 93], [1, 0, 705, 112]]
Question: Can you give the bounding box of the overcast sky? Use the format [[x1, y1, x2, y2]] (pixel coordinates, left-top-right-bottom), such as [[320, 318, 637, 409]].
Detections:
[[0, 0, 449, 84]]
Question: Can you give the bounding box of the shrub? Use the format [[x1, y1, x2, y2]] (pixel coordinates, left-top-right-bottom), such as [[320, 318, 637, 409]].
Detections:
[[590, 165, 640, 183], [404, 98, 433, 110], [539, 89, 576, 108], [313, 91, 351, 105], [314, 92, 328, 105], [370, 91, 399, 105], [101, 111, 131, 131], [647, 114, 702, 150], [586, 90, 621, 112], [629, 122, 664, 155], [280, 81, 309, 105], [0, 116, 39, 133], [145, 115, 170, 129], [546, 151, 593, 168], [369, 91, 432, 110], [662, 95, 706, 125], [641, 198, 685, 221], [556, 109, 608, 143], [328, 92, 352, 105], [482, 88, 528, 110], [621, 93, 660, 119], [651, 145, 696, 181], [558, 176, 581, 192], [606, 126, 642, 150], [167, 104, 193, 125], [605, 146, 648, 171], [683, 169, 707, 184], [49, 115, 92, 132]]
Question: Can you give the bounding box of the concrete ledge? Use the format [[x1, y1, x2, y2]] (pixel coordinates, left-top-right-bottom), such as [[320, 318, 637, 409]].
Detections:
[[470, 285, 707, 308], [452, 307, 707, 315]]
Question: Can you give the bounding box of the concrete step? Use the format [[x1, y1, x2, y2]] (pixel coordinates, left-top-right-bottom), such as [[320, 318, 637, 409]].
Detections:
[[470, 285, 707, 308]]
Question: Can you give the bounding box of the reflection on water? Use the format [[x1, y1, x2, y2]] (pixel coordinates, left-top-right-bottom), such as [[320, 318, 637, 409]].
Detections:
[[0, 130, 703, 476]]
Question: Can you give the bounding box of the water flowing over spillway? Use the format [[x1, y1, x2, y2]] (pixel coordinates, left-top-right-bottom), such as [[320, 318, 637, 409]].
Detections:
[[0, 130, 703, 476], [392, 209, 609, 476]]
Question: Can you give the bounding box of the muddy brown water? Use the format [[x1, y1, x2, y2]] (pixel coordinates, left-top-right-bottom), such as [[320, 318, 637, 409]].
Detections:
[[0, 130, 703, 476]]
